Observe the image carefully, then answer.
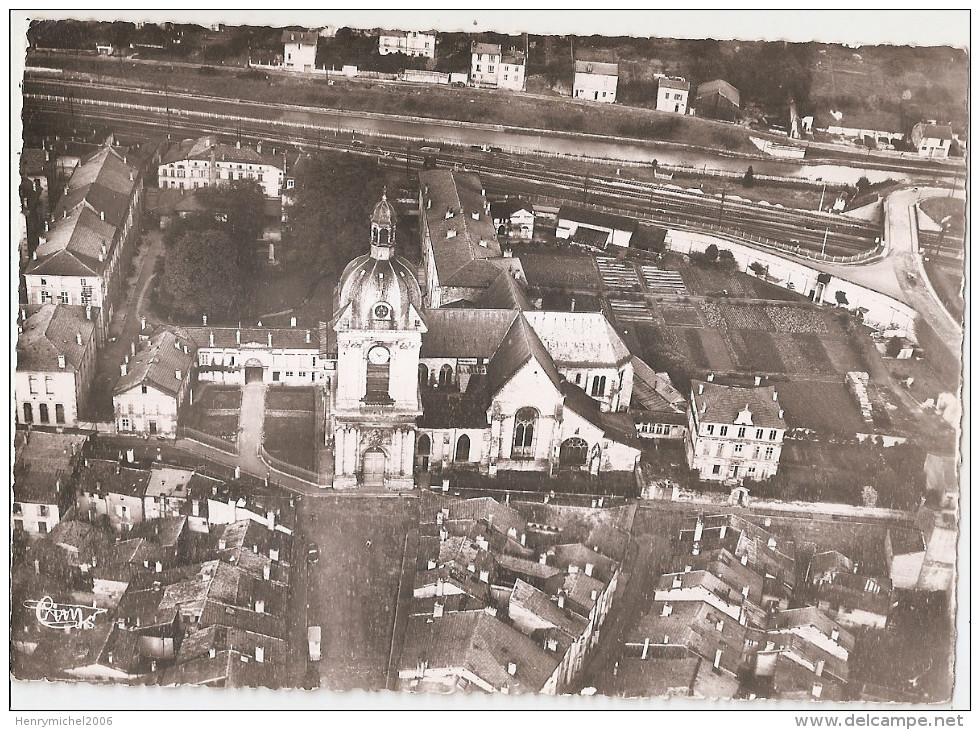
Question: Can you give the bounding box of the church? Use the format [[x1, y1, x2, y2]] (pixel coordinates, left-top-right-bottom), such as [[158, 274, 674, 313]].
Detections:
[[182, 185, 677, 489], [324, 188, 644, 489]]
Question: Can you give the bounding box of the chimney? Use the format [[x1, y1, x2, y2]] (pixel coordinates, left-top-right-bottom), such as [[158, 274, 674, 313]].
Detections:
[[209, 648, 216, 659], [446, 229, 456, 239], [773, 391, 778, 401], [175, 369, 182, 381], [707, 373, 714, 382], [100, 210, 105, 221], [76, 333, 82, 346], [290, 316, 297, 327], [256, 141, 262, 154], [698, 383, 704, 395], [236, 140, 241, 149], [58, 354, 66, 369], [268, 332, 272, 347], [192, 500, 200, 517], [778, 410, 784, 419], [557, 594, 565, 609], [436, 577, 444, 596], [584, 563, 594, 577], [218, 539, 227, 550], [507, 662, 517, 676], [693, 515, 704, 542], [266, 510, 276, 531], [141, 316, 146, 330], [479, 569, 490, 583], [202, 315, 208, 326], [209, 331, 215, 347], [263, 564, 271, 581], [155, 561, 162, 573], [120, 363, 127, 376], [236, 329, 241, 344], [642, 637, 650, 660], [538, 553, 547, 565], [754, 376, 761, 386], [255, 600, 265, 614], [255, 647, 265, 663], [44, 220, 49, 232], [433, 602, 444, 618], [426, 197, 431, 210]]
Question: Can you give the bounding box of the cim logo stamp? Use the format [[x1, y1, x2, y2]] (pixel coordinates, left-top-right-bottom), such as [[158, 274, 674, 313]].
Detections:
[[25, 596, 108, 630]]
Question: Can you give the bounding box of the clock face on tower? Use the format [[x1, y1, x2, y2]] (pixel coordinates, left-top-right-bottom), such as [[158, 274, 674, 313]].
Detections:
[[368, 345, 391, 365], [373, 303, 392, 320]]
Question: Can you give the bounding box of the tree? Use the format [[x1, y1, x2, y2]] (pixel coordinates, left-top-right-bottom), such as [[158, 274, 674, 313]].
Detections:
[[159, 229, 246, 321], [704, 243, 719, 263], [742, 165, 755, 187], [861, 485, 879, 508], [885, 336, 905, 358], [855, 176, 871, 194], [717, 248, 736, 270], [749, 261, 768, 276], [835, 290, 849, 306]]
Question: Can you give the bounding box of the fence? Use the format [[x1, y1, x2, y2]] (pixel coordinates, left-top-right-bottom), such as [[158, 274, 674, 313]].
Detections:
[[176, 425, 238, 455]]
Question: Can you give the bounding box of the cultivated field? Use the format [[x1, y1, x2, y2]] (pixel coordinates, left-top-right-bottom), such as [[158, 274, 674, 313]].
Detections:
[[185, 385, 241, 441]]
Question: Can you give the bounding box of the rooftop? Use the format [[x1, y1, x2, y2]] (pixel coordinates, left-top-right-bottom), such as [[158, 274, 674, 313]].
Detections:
[[574, 60, 619, 77], [13, 430, 87, 504], [181, 325, 320, 351], [558, 205, 637, 233], [113, 329, 196, 398], [691, 381, 786, 429]]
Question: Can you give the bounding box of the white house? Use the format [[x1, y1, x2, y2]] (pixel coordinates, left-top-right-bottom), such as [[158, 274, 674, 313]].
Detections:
[[16, 304, 100, 428], [112, 329, 196, 437], [686, 379, 786, 484], [470, 41, 526, 91], [379, 29, 436, 59], [183, 324, 322, 387], [556, 205, 636, 249], [911, 122, 953, 158], [573, 61, 618, 103], [490, 198, 535, 239], [282, 29, 318, 72], [158, 136, 296, 199], [655, 76, 690, 114]]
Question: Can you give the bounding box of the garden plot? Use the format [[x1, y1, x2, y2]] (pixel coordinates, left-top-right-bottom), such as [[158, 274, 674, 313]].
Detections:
[[720, 303, 771, 330], [640, 266, 687, 294], [791, 333, 837, 373], [596, 256, 642, 291], [693, 328, 736, 371], [680, 265, 757, 297], [608, 297, 654, 322], [765, 305, 830, 334], [659, 304, 702, 327], [266, 387, 316, 412]]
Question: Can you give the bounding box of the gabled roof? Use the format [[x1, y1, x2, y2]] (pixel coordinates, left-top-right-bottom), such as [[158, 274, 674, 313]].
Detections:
[[281, 29, 318, 45], [696, 79, 740, 106], [559, 380, 605, 431], [561, 571, 604, 614], [13, 431, 87, 504], [78, 459, 152, 498], [551, 543, 618, 583], [157, 648, 280, 687], [145, 465, 196, 499], [769, 606, 855, 653], [487, 312, 562, 394], [29, 205, 118, 277], [20, 148, 48, 175], [160, 135, 291, 170], [17, 304, 97, 373], [420, 309, 518, 358], [690, 381, 785, 429], [630, 356, 686, 413], [181, 325, 320, 350], [808, 550, 854, 582], [512, 579, 589, 637], [447, 497, 526, 538], [524, 310, 631, 367], [471, 41, 501, 55], [400, 610, 559, 693], [574, 60, 619, 76], [496, 553, 564, 581], [657, 76, 690, 91], [914, 122, 953, 141], [586, 523, 631, 562], [558, 205, 636, 233], [478, 269, 533, 311], [490, 198, 534, 220], [113, 329, 195, 398]]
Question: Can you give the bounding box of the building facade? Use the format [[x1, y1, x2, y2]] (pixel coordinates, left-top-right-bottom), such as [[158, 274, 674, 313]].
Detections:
[[379, 30, 436, 58], [686, 380, 786, 484], [282, 30, 318, 72], [911, 123, 953, 158], [158, 136, 293, 198], [655, 76, 690, 114], [470, 42, 526, 91]]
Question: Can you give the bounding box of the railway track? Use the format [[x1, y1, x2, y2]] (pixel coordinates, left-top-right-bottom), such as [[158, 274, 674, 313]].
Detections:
[[24, 95, 882, 258]]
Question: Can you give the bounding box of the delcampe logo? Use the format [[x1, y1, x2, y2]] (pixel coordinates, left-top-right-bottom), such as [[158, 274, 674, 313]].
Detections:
[[24, 596, 108, 630]]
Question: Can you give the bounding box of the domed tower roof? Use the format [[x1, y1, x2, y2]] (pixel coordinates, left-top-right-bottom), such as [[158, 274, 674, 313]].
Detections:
[[334, 191, 423, 331]]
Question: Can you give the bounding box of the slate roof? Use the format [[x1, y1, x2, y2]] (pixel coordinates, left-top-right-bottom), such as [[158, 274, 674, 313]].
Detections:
[[113, 329, 195, 398], [611, 655, 703, 698], [145, 465, 196, 500], [13, 431, 87, 504], [808, 551, 854, 582], [447, 497, 526, 538], [282, 29, 318, 45], [561, 571, 604, 614], [551, 543, 618, 584], [691, 381, 785, 429], [47, 519, 102, 554], [478, 269, 533, 311], [400, 610, 559, 693], [418, 170, 502, 287], [574, 60, 619, 77], [181, 326, 320, 350], [516, 252, 601, 290], [52, 146, 138, 227], [78, 459, 152, 498], [816, 575, 892, 618], [696, 79, 740, 106], [496, 553, 564, 582], [657, 77, 690, 91], [501, 49, 526, 65], [524, 310, 631, 367], [420, 309, 517, 358], [29, 205, 118, 277], [586, 523, 631, 562], [471, 42, 501, 56], [769, 606, 856, 653], [915, 123, 953, 141], [419, 388, 490, 428], [558, 205, 636, 233], [487, 313, 562, 393], [490, 198, 534, 221], [512, 578, 589, 638], [160, 135, 291, 170], [157, 649, 280, 688], [887, 528, 926, 556], [630, 356, 686, 413], [20, 148, 48, 176]]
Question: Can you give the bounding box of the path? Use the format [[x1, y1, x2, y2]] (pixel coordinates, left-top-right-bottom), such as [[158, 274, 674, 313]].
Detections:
[[237, 381, 267, 475]]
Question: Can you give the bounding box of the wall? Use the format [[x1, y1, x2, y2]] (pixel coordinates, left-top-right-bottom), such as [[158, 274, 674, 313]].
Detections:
[[12, 501, 60, 535], [665, 229, 917, 332], [114, 384, 181, 436], [16, 369, 79, 427]]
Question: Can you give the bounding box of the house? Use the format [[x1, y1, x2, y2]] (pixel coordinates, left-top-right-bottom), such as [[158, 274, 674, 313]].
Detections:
[[16, 304, 100, 427], [112, 329, 196, 437], [573, 61, 619, 103], [751, 633, 847, 701], [884, 528, 927, 590], [694, 79, 741, 121], [12, 431, 88, 536], [76, 459, 152, 532], [610, 648, 739, 698], [158, 136, 298, 199], [378, 29, 436, 59], [24, 147, 143, 332], [490, 198, 535, 239], [556, 205, 636, 249], [281, 29, 318, 72], [686, 379, 787, 484], [764, 606, 854, 684], [417, 169, 506, 308], [630, 356, 688, 440], [470, 41, 526, 91], [654, 76, 690, 114], [911, 123, 953, 159]]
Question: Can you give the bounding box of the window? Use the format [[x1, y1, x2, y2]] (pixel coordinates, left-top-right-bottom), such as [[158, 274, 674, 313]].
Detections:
[[438, 364, 454, 388], [734, 444, 743, 454], [28, 376, 38, 395], [756, 428, 764, 439], [121, 417, 131, 431], [476, 64, 481, 71], [285, 371, 294, 378], [737, 427, 746, 438], [591, 375, 607, 397], [512, 407, 538, 459], [769, 429, 778, 440], [13, 503, 22, 515], [14, 519, 23, 531], [81, 285, 93, 304], [40, 290, 52, 304], [748, 467, 756, 475], [706, 424, 714, 435], [765, 447, 775, 460], [55, 404, 65, 424], [40, 278, 46, 285], [38, 522, 48, 534], [719, 426, 728, 436], [45, 376, 54, 394], [39, 505, 49, 517], [712, 464, 721, 475], [559, 437, 589, 467], [141, 384, 148, 394], [455, 435, 471, 462], [23, 403, 33, 423], [38, 403, 49, 424]]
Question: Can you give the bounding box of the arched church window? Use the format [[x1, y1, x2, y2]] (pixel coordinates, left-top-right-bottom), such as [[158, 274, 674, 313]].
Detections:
[[378, 228, 390, 245], [364, 346, 392, 403], [418, 364, 429, 387], [417, 433, 431, 455], [512, 407, 538, 460], [559, 437, 589, 467], [455, 434, 471, 462], [591, 375, 607, 397], [438, 364, 454, 388]]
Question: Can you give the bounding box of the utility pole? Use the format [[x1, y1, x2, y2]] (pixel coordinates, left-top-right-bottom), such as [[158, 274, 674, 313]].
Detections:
[[583, 172, 590, 204], [818, 182, 827, 212], [821, 227, 830, 258], [718, 182, 730, 226]]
